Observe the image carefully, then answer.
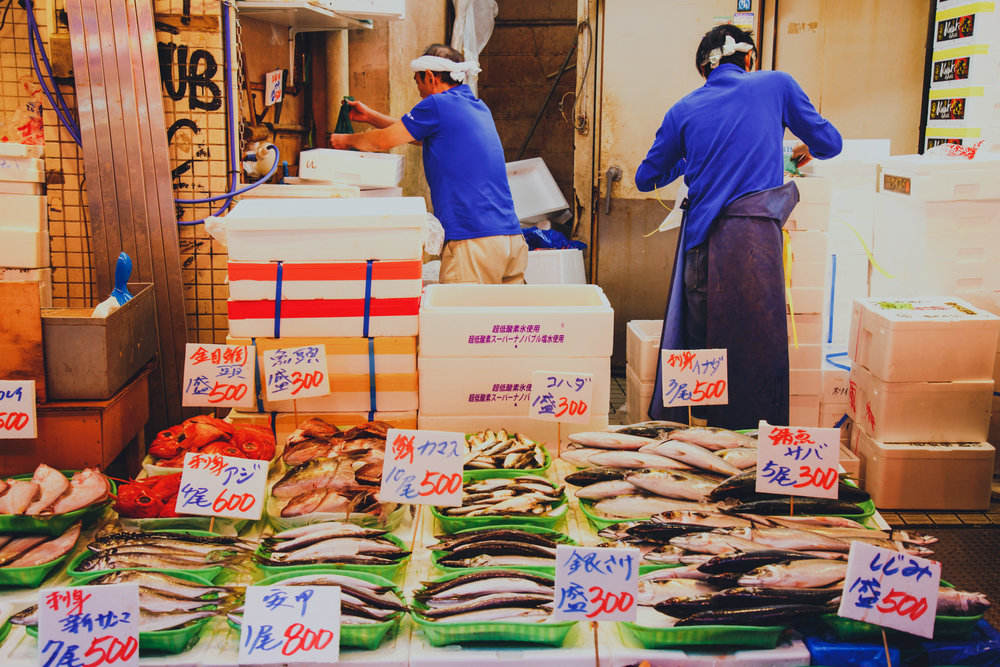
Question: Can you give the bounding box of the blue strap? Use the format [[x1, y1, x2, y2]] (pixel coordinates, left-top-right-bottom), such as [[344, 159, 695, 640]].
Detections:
[[363, 260, 374, 338], [994, 391, 1000, 398], [825, 351, 850, 371], [368, 336, 377, 421], [251, 337, 264, 413], [834, 413, 849, 428], [274, 261, 283, 339], [827, 254, 836, 345]]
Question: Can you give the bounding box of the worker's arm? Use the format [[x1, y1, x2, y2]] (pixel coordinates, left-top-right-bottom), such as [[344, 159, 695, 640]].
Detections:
[[635, 111, 686, 193], [781, 73, 842, 163], [329, 121, 417, 152], [345, 100, 399, 129]]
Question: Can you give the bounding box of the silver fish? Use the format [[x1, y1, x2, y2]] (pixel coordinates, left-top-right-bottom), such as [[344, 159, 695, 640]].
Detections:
[[87, 571, 238, 598], [738, 560, 849, 588], [639, 564, 715, 581], [639, 441, 743, 476], [653, 510, 753, 528], [587, 451, 693, 470], [574, 480, 640, 500], [668, 427, 756, 451], [717, 448, 760, 470], [592, 495, 710, 520], [637, 579, 718, 605], [559, 447, 604, 468], [567, 432, 657, 450], [624, 470, 718, 501], [426, 607, 551, 624], [714, 527, 852, 553], [760, 515, 868, 530], [937, 587, 990, 616], [669, 532, 769, 555]]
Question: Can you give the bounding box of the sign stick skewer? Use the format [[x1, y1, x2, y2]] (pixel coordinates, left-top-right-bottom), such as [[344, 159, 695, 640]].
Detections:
[[557, 422, 562, 458], [688, 406, 692, 427], [293, 399, 298, 427], [209, 517, 215, 534], [411, 505, 423, 552], [882, 629, 892, 667], [592, 621, 600, 667]]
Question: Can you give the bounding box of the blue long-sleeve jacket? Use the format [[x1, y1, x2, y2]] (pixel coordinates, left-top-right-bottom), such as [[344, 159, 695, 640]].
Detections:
[[635, 64, 842, 251]]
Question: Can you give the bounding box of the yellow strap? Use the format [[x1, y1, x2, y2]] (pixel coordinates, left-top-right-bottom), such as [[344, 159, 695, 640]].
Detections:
[[925, 126, 982, 138], [644, 184, 675, 237], [937, 2, 994, 21], [783, 229, 798, 349], [832, 219, 896, 279], [928, 86, 985, 99], [933, 43, 991, 61]]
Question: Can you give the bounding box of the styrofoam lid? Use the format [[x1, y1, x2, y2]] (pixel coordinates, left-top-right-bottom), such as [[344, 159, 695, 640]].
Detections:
[[0, 144, 43, 159], [224, 196, 427, 230], [421, 283, 612, 310], [863, 431, 996, 458], [857, 362, 996, 394], [855, 296, 1000, 327]]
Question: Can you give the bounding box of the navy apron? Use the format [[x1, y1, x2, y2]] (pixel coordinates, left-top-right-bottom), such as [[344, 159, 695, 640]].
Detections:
[[648, 181, 800, 429]]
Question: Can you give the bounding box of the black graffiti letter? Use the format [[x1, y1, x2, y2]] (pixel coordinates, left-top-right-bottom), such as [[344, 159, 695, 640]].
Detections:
[[158, 42, 188, 101], [188, 49, 222, 111]]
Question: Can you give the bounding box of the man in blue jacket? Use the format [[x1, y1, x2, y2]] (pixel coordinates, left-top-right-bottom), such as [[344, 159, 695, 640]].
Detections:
[[329, 44, 527, 284], [635, 24, 842, 429]]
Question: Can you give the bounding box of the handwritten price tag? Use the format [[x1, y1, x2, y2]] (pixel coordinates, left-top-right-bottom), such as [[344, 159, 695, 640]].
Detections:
[[0, 380, 35, 439], [553, 545, 639, 621], [239, 586, 340, 665], [528, 370, 594, 424], [755, 421, 841, 499], [660, 349, 728, 407], [838, 541, 941, 638], [379, 429, 465, 507], [262, 345, 329, 402], [175, 452, 268, 520], [39, 584, 139, 667], [264, 69, 283, 106], [182, 344, 255, 408]]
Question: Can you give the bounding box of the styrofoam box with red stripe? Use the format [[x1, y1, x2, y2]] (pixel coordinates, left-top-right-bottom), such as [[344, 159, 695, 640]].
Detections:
[[416, 412, 610, 446], [227, 297, 420, 338], [227, 409, 417, 445], [227, 336, 416, 377], [254, 371, 418, 413], [228, 260, 422, 302], [417, 356, 610, 417]]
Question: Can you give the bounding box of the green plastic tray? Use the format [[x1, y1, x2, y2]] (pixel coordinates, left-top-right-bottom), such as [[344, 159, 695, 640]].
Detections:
[[411, 570, 575, 647], [821, 612, 983, 641], [255, 532, 411, 582], [431, 491, 570, 536], [463, 440, 552, 480], [618, 621, 786, 649], [0, 471, 116, 535], [430, 524, 577, 575], [66, 529, 231, 584], [0, 531, 81, 588], [577, 498, 639, 532], [117, 515, 249, 538], [0, 620, 10, 648]]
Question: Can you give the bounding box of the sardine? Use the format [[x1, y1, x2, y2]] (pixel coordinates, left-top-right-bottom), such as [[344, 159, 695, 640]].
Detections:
[[639, 441, 743, 476], [267, 526, 390, 552], [433, 528, 564, 551], [738, 559, 849, 588], [437, 541, 555, 563], [673, 604, 831, 626], [76, 551, 250, 573], [567, 432, 658, 450], [624, 470, 718, 501], [91, 531, 249, 549], [273, 522, 384, 540], [422, 607, 551, 624], [668, 427, 757, 451], [140, 607, 234, 632], [419, 594, 552, 619], [5, 522, 81, 567], [416, 571, 554, 600], [138, 588, 236, 613], [86, 571, 238, 598]]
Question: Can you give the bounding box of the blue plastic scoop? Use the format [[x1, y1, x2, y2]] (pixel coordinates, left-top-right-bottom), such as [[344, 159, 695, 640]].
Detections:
[[111, 252, 133, 305]]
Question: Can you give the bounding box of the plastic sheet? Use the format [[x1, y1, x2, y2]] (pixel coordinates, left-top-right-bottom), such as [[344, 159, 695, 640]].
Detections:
[[522, 226, 587, 251]]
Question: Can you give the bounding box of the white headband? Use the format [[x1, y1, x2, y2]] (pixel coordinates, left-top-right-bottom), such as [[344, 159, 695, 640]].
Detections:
[[701, 35, 753, 69], [409, 55, 482, 83]]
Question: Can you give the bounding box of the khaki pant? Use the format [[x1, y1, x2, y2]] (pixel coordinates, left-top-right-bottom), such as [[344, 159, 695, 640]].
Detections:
[[439, 234, 528, 284]]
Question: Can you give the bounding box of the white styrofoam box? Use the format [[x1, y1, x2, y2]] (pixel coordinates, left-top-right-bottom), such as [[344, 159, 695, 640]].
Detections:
[[298, 149, 404, 189], [848, 296, 1000, 382], [840, 443, 860, 477], [0, 144, 43, 184], [228, 335, 417, 377], [786, 203, 830, 231], [927, 87, 1000, 128], [784, 174, 831, 203], [227, 260, 423, 301], [524, 249, 586, 285], [418, 284, 614, 358], [417, 412, 610, 446], [879, 153, 1000, 200], [826, 253, 869, 286], [790, 369, 821, 395], [934, 4, 999, 49], [627, 319, 662, 384], [227, 300, 418, 338], [0, 267, 51, 307], [790, 394, 820, 427], [626, 363, 654, 425], [803, 139, 889, 192], [829, 283, 869, 306], [0, 230, 48, 268], [878, 226, 1000, 264], [823, 344, 851, 402], [257, 372, 418, 413], [237, 182, 360, 198], [360, 187, 403, 198], [786, 230, 828, 263], [0, 144, 42, 159], [848, 363, 992, 442], [789, 343, 823, 369], [789, 313, 824, 344], [322, 0, 406, 21], [930, 42, 1000, 90], [786, 287, 824, 315], [852, 428, 995, 509], [417, 356, 610, 417], [0, 194, 45, 233], [506, 157, 570, 224], [0, 181, 43, 195], [820, 401, 849, 428], [224, 197, 426, 262], [870, 258, 1000, 298], [874, 193, 1000, 237], [789, 262, 825, 288]]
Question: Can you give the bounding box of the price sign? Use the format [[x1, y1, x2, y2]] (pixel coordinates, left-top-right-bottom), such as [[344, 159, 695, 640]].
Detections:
[[175, 452, 268, 520], [838, 541, 941, 638], [262, 345, 330, 401], [553, 545, 639, 621], [0, 380, 35, 438], [755, 421, 841, 498], [379, 429, 465, 507], [660, 349, 728, 407], [39, 584, 140, 667], [182, 344, 255, 408], [239, 586, 340, 665], [528, 371, 594, 424], [264, 69, 283, 106]]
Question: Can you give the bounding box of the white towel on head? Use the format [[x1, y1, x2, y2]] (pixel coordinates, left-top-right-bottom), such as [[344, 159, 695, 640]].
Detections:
[[409, 55, 482, 83]]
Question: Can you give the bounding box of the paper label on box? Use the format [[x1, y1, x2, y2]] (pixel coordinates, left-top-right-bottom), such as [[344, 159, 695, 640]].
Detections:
[[755, 421, 841, 499], [176, 452, 268, 520], [937, 14, 976, 43], [660, 349, 729, 407], [239, 586, 340, 664], [265, 69, 283, 106], [262, 345, 330, 401], [528, 371, 594, 424], [0, 380, 35, 438], [39, 584, 140, 667], [553, 545, 639, 621], [182, 344, 256, 408], [933, 56, 970, 84], [734, 11, 754, 29], [379, 429, 465, 506], [838, 541, 940, 639]]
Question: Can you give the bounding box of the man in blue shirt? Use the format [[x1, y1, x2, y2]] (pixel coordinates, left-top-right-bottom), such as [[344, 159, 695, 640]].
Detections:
[[329, 44, 527, 284], [635, 25, 842, 428]]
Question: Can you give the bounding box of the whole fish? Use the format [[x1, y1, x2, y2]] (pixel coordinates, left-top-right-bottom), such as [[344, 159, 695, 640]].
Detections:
[[267, 537, 408, 562], [644, 547, 712, 565], [653, 510, 754, 528], [87, 571, 238, 597], [587, 451, 693, 470], [714, 527, 852, 553], [708, 469, 759, 501], [937, 588, 991, 616], [0, 535, 49, 566], [423, 607, 551, 624], [267, 526, 390, 552], [564, 467, 630, 486], [2, 480, 40, 515], [639, 441, 743, 476], [738, 559, 849, 588], [437, 541, 555, 564], [696, 549, 824, 574], [273, 522, 385, 540], [760, 515, 868, 530], [269, 572, 392, 593], [450, 555, 557, 568], [718, 496, 864, 516], [286, 417, 340, 445], [669, 532, 769, 555], [835, 537, 934, 557], [416, 570, 554, 600], [567, 432, 658, 450], [91, 532, 249, 549], [592, 495, 711, 520], [597, 522, 645, 541], [433, 528, 565, 551], [625, 522, 714, 543], [652, 595, 718, 618], [138, 587, 237, 613], [272, 458, 365, 498], [559, 447, 605, 468], [50, 469, 109, 514], [674, 604, 831, 627], [639, 564, 715, 581], [6, 522, 81, 568], [637, 578, 718, 605], [717, 448, 760, 470], [76, 551, 250, 573], [609, 422, 687, 438], [25, 465, 70, 515], [575, 480, 640, 500], [712, 587, 842, 608], [425, 591, 548, 609], [668, 427, 756, 451], [624, 470, 718, 501], [419, 594, 552, 619]]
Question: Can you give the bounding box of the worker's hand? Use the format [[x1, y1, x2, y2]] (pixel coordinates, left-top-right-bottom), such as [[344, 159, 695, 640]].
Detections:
[[344, 99, 377, 125], [791, 142, 813, 167], [328, 133, 354, 150]]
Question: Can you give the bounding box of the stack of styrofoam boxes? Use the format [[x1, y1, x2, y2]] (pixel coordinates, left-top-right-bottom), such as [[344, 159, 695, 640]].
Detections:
[[417, 284, 614, 444], [296, 148, 406, 198], [0, 144, 51, 306], [925, 1, 1000, 152], [846, 297, 998, 509], [958, 292, 1000, 472], [625, 320, 662, 422]]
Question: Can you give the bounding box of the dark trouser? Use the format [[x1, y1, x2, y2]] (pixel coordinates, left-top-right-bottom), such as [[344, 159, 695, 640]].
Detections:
[[684, 240, 709, 419]]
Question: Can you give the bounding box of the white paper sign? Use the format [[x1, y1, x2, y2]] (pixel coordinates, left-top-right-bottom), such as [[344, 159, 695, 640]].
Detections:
[[239, 586, 341, 665], [660, 349, 729, 408], [39, 584, 140, 667], [838, 541, 941, 638], [182, 343, 256, 408], [0, 380, 36, 439], [553, 544, 640, 622], [175, 452, 268, 520], [379, 429, 465, 507], [755, 421, 841, 499], [528, 370, 594, 424], [262, 345, 330, 401], [265, 69, 283, 106]]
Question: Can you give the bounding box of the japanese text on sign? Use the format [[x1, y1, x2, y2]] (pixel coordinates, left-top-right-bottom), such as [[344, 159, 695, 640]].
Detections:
[[182, 344, 255, 409], [660, 349, 729, 407], [379, 429, 465, 507], [176, 452, 268, 520], [264, 69, 283, 106], [528, 371, 594, 425], [39, 584, 140, 667], [239, 586, 340, 665], [838, 541, 941, 638], [0, 380, 36, 439], [262, 345, 330, 401], [553, 545, 639, 622], [755, 421, 840, 499]]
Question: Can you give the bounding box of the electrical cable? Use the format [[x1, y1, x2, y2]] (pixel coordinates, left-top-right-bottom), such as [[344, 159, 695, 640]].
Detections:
[[24, 0, 81, 145], [0, 0, 15, 33], [174, 144, 279, 227]]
